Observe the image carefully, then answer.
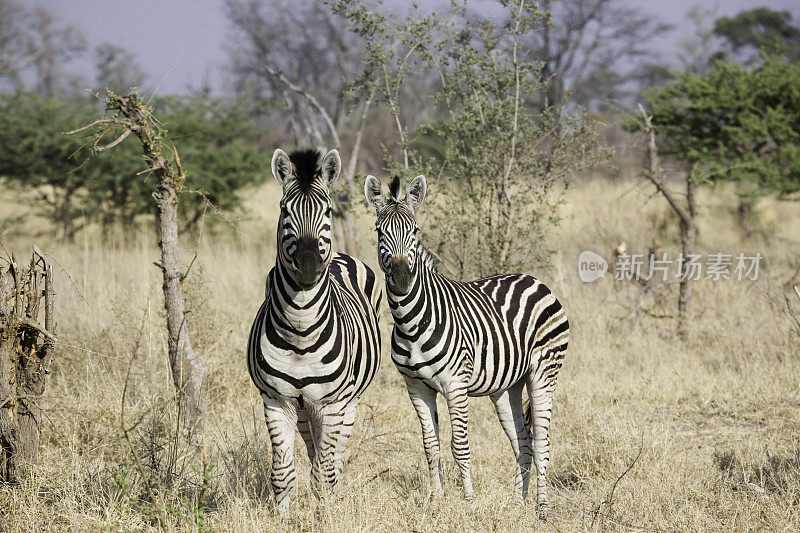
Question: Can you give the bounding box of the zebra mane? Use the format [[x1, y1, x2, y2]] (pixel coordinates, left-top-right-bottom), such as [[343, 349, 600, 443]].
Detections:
[[388, 176, 402, 202], [289, 148, 322, 193]]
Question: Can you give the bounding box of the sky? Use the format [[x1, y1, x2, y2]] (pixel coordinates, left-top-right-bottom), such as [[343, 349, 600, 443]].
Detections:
[[30, 0, 800, 95]]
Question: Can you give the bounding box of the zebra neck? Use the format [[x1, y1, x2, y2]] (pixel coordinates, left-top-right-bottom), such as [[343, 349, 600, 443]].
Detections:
[[269, 260, 334, 340]]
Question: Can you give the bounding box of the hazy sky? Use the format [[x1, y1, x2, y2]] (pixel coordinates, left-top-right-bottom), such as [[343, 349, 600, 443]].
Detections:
[[30, 0, 800, 95]]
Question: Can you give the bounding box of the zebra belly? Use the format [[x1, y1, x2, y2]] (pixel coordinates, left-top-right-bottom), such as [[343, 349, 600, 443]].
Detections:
[[256, 340, 356, 405]]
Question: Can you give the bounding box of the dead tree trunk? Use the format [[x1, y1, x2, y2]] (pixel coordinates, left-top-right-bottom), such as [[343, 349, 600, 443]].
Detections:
[[638, 105, 698, 336], [0, 248, 55, 483], [67, 91, 207, 436], [113, 93, 206, 435]]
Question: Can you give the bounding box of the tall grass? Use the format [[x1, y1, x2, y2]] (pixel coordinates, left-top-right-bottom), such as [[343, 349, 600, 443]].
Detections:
[[1, 177, 798, 532]]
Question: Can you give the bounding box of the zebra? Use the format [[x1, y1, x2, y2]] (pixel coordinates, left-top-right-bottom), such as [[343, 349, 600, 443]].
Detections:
[[364, 174, 569, 517], [248, 148, 382, 512]]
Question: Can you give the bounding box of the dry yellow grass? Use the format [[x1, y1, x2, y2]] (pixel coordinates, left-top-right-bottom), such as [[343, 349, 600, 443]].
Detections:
[[1, 176, 799, 532]]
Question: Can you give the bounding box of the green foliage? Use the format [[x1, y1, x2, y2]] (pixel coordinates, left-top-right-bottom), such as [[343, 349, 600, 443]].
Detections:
[[150, 95, 268, 228], [334, 0, 609, 278], [641, 55, 800, 199], [0, 90, 267, 239], [714, 8, 800, 63]]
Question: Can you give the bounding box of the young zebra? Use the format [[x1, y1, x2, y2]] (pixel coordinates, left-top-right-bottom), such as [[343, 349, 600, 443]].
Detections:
[[364, 175, 569, 517], [248, 148, 382, 512]]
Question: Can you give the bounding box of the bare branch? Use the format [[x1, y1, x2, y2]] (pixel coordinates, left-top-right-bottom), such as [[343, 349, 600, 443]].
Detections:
[[94, 128, 131, 152], [62, 118, 129, 136], [262, 63, 342, 149], [637, 103, 691, 224]]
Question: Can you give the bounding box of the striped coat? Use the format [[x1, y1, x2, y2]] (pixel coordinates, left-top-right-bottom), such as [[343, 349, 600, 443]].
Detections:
[[365, 174, 568, 517], [248, 148, 381, 511]]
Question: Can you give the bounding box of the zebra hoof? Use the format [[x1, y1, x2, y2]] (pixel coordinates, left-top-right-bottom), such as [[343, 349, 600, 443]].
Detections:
[[463, 490, 477, 502], [429, 488, 445, 500], [537, 503, 549, 521]]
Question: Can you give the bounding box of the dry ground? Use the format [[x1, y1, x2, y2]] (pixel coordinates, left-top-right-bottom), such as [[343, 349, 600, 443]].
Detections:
[[1, 176, 799, 532]]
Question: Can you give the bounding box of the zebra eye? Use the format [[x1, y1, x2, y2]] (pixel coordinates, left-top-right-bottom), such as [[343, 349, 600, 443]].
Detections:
[[326, 207, 332, 217]]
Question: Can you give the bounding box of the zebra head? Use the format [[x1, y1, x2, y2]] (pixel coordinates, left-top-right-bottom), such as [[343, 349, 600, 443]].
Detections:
[[271, 148, 341, 290], [364, 174, 427, 295]]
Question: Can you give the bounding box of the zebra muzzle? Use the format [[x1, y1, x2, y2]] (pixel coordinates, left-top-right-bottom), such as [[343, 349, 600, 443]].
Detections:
[[389, 258, 412, 294], [295, 249, 323, 288]]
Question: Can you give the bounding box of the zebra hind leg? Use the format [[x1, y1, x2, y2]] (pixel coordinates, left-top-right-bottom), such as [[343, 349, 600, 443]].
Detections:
[[490, 380, 533, 501], [527, 373, 557, 520], [310, 403, 356, 497], [405, 378, 444, 497], [262, 395, 298, 513]]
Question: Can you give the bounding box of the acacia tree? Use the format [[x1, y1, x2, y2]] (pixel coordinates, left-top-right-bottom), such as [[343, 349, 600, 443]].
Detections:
[[715, 7, 800, 64], [335, 0, 609, 279], [0, 91, 266, 239], [636, 54, 800, 327]]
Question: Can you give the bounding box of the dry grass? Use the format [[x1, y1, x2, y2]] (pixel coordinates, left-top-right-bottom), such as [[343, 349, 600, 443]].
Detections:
[[1, 176, 799, 532]]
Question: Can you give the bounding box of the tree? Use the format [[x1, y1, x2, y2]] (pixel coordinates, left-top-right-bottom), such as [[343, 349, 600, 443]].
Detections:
[[0, 91, 98, 240], [336, 0, 609, 279], [69, 91, 210, 436], [225, 0, 375, 256], [715, 7, 800, 64], [642, 55, 800, 199], [677, 4, 722, 75], [0, 249, 55, 483], [636, 54, 800, 325], [94, 43, 147, 94], [523, 0, 671, 110], [0, 0, 28, 85], [0, 1, 85, 96], [0, 91, 267, 240]]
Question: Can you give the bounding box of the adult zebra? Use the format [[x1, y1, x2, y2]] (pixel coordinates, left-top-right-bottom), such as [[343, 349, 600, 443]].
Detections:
[[248, 148, 382, 512], [364, 175, 569, 517]]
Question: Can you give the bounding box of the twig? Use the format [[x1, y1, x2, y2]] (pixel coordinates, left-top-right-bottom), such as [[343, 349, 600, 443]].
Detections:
[[784, 285, 800, 334], [95, 128, 132, 152], [62, 118, 129, 136], [590, 434, 645, 529]]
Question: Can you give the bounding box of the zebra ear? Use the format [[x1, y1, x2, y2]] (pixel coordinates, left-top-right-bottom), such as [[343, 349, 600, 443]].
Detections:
[[320, 149, 342, 188], [405, 175, 427, 209], [364, 175, 386, 211], [271, 148, 292, 187]]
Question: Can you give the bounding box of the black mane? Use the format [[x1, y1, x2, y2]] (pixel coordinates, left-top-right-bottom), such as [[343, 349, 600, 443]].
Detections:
[[289, 148, 322, 193], [388, 175, 402, 201]]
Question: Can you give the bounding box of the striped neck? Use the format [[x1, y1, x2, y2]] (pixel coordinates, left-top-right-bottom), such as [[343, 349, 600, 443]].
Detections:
[[269, 259, 333, 346]]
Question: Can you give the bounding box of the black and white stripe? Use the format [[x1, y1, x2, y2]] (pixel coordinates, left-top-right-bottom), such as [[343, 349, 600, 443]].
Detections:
[[365, 175, 568, 517], [248, 148, 382, 511]]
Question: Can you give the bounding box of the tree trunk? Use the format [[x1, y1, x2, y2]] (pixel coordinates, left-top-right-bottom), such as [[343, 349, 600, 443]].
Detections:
[[638, 104, 698, 337], [677, 174, 697, 335], [109, 92, 206, 436], [0, 249, 55, 483]]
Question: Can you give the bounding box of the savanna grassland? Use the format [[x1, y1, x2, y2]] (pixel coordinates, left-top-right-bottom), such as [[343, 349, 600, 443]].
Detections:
[[1, 175, 799, 532]]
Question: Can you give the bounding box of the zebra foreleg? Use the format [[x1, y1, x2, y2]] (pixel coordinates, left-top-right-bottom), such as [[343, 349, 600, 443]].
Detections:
[[490, 380, 533, 501], [263, 395, 298, 513], [444, 384, 476, 501], [310, 403, 356, 496], [405, 378, 444, 496]]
